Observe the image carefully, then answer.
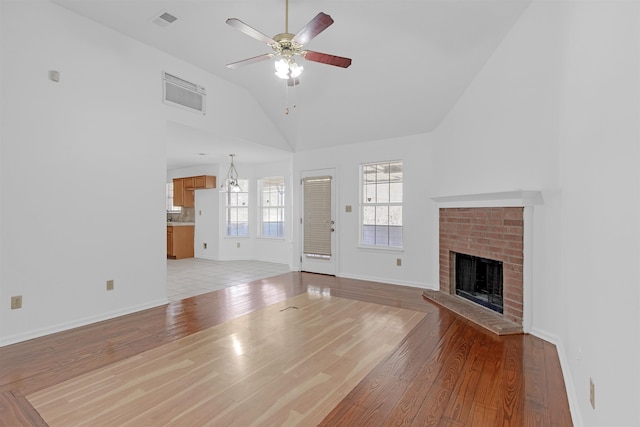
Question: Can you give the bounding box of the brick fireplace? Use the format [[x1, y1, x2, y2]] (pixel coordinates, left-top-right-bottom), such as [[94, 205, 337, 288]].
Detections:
[[440, 207, 524, 324], [430, 191, 542, 333]]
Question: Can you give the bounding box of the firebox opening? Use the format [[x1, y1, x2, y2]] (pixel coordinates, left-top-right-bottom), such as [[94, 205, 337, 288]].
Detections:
[[453, 252, 503, 314]]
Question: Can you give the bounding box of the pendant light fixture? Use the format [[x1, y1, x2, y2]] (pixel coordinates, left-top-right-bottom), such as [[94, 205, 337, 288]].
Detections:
[[225, 154, 242, 192]]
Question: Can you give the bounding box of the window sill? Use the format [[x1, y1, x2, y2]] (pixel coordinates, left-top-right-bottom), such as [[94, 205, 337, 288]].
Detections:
[[256, 236, 287, 241], [224, 235, 250, 239], [357, 245, 404, 253]]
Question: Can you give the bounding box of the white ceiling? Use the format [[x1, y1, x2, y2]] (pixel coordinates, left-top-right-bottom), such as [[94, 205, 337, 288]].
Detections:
[[50, 0, 531, 168]]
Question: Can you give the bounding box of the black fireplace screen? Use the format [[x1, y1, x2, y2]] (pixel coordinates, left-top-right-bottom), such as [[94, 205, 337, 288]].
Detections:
[[454, 253, 503, 314]]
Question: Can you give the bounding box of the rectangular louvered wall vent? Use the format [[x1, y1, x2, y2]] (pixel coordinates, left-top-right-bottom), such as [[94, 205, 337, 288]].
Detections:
[[162, 72, 206, 115], [152, 12, 178, 27]]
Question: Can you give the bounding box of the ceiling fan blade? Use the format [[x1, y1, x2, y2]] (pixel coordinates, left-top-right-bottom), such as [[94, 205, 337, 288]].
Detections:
[[226, 53, 274, 69], [303, 51, 352, 68], [226, 18, 276, 45], [292, 12, 334, 45], [287, 78, 300, 87]]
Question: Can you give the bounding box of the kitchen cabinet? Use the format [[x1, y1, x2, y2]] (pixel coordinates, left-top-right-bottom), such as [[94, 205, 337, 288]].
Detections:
[[172, 175, 215, 207], [167, 225, 194, 259], [172, 177, 194, 208], [195, 175, 216, 189], [166, 226, 173, 256], [172, 178, 184, 206], [182, 177, 195, 207]]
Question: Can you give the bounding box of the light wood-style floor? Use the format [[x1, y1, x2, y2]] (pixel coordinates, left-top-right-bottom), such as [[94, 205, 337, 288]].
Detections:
[[0, 272, 573, 426], [28, 294, 424, 426]]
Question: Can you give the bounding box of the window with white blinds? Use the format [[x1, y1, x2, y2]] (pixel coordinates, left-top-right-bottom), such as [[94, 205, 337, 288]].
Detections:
[[303, 176, 332, 256]]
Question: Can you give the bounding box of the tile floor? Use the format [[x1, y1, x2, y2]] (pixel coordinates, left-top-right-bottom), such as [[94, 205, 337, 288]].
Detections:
[[167, 258, 292, 301]]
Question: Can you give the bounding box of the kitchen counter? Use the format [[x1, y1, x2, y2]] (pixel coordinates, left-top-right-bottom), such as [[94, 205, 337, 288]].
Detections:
[[166, 222, 195, 226]]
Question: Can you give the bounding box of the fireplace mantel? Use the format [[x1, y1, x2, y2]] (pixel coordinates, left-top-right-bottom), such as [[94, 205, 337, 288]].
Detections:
[[430, 191, 543, 208]]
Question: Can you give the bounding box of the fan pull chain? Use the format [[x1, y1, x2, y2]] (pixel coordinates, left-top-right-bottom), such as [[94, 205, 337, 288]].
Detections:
[[285, 79, 290, 115], [284, 79, 297, 115], [292, 77, 297, 110]]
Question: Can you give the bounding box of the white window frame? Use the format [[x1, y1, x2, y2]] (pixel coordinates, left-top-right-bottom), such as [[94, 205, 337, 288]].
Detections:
[[359, 160, 403, 249], [258, 176, 286, 239], [225, 179, 249, 237]]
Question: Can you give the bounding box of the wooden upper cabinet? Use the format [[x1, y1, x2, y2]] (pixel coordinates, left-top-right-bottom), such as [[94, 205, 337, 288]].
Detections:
[[183, 177, 195, 190], [183, 179, 195, 208], [172, 175, 216, 207], [195, 175, 216, 189], [173, 178, 185, 206]]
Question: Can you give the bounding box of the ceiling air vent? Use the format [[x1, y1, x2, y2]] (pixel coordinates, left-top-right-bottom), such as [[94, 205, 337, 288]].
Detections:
[[162, 72, 206, 115], [153, 12, 178, 27]]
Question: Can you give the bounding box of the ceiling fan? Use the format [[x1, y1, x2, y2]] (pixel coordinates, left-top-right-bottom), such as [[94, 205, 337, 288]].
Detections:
[[225, 0, 352, 86]]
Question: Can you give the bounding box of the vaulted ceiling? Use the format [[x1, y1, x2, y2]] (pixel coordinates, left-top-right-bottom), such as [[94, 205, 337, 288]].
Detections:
[[50, 0, 531, 167]]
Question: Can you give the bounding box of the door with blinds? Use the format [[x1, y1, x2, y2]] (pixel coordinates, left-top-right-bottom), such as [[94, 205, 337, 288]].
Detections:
[[301, 170, 336, 275]]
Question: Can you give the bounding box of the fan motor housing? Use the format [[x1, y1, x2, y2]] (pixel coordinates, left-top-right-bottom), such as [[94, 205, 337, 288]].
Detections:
[[273, 33, 301, 57]]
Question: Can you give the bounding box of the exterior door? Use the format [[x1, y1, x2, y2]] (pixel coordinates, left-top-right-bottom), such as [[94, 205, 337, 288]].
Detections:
[[300, 169, 336, 275]]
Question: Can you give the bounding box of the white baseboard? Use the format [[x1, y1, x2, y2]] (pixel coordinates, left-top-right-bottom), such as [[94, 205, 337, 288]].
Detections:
[[0, 298, 169, 347], [530, 327, 583, 427]]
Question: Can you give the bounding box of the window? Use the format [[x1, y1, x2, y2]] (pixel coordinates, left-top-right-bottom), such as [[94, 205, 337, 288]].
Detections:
[[258, 176, 285, 238], [361, 160, 403, 248], [225, 179, 249, 236], [166, 183, 181, 213]]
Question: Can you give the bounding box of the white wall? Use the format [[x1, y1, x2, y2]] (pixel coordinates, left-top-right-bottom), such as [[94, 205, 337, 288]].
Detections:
[[294, 134, 438, 288], [430, 1, 639, 425], [0, 0, 286, 345], [554, 2, 639, 426], [0, 0, 4, 341], [0, 0, 163, 345]]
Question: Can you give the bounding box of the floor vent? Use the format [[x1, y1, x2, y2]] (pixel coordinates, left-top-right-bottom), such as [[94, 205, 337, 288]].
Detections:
[[162, 72, 206, 115]]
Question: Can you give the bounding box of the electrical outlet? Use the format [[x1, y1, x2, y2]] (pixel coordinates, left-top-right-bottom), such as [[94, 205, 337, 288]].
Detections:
[[106, 280, 114, 291], [237, 242, 241, 248], [203, 243, 207, 249], [11, 295, 22, 309], [590, 378, 595, 409], [396, 258, 402, 267]]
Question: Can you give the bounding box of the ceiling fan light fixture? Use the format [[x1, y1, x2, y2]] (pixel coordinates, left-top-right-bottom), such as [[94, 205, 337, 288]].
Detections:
[[275, 58, 290, 78], [226, 0, 351, 93], [289, 62, 303, 78], [274, 58, 303, 79]]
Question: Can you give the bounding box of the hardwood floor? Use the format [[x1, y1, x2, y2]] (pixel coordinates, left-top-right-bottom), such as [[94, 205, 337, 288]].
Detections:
[[0, 272, 572, 426], [28, 295, 424, 426]]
